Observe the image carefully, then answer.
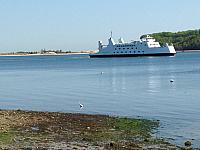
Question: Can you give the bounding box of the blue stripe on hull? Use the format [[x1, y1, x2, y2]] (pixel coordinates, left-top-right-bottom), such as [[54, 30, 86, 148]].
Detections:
[[90, 53, 175, 58]]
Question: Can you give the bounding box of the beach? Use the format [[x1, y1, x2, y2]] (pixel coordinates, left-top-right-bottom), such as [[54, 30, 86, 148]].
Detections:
[[0, 52, 91, 57], [0, 109, 185, 149]]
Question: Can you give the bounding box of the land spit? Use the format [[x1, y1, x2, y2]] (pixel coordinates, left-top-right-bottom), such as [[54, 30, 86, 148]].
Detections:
[[0, 109, 191, 149]]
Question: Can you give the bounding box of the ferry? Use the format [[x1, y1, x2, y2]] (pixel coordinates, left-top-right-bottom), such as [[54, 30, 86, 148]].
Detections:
[[89, 35, 176, 58]]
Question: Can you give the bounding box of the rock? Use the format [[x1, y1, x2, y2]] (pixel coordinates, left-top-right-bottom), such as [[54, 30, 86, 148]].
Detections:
[[109, 142, 114, 147], [144, 138, 149, 142], [17, 109, 21, 112], [31, 126, 39, 131], [109, 128, 115, 131], [184, 140, 192, 147]]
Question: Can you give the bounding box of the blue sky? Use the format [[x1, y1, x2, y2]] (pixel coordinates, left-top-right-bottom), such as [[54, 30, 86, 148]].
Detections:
[[0, 0, 200, 52]]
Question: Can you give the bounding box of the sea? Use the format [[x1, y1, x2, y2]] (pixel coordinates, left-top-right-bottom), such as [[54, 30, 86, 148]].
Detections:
[[0, 52, 200, 147]]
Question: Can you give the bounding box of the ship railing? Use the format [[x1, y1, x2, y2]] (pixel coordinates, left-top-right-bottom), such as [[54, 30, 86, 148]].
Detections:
[[101, 45, 108, 47]]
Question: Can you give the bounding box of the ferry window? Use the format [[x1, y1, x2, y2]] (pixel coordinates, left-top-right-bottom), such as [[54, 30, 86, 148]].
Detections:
[[142, 51, 144, 53], [138, 51, 140, 53], [131, 48, 133, 49], [125, 51, 127, 53], [115, 48, 117, 50], [127, 48, 129, 49], [114, 52, 115, 53], [121, 51, 123, 53], [123, 48, 125, 49], [134, 51, 135, 53], [117, 52, 119, 53], [129, 51, 131, 53], [136, 47, 137, 49], [119, 48, 121, 50]]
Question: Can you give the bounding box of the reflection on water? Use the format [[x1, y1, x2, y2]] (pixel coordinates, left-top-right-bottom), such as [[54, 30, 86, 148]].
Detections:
[[147, 62, 161, 94], [111, 68, 117, 93], [148, 76, 161, 94]]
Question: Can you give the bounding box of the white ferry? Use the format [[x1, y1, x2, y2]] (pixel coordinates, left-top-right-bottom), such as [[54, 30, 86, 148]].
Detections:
[[89, 35, 176, 58]]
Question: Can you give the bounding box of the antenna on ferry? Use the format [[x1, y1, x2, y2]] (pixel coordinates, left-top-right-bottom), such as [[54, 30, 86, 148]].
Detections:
[[110, 31, 113, 38]]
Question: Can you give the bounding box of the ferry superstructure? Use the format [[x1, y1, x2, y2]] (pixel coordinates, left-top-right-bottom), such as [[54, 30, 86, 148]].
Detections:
[[89, 35, 176, 58]]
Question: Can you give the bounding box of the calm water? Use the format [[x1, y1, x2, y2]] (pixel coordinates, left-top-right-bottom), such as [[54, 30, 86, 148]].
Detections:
[[0, 52, 200, 147]]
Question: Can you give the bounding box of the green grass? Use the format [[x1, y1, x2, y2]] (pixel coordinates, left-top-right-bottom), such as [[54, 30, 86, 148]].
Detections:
[[0, 131, 14, 144]]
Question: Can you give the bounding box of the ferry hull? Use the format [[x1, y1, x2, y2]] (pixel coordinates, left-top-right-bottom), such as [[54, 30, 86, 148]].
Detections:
[[90, 53, 175, 58]]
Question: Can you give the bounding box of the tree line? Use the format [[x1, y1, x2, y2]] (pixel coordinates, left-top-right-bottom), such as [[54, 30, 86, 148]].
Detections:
[[141, 29, 200, 50]]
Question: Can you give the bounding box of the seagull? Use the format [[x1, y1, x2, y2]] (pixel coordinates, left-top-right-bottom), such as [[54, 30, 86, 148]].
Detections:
[[170, 79, 174, 83], [79, 101, 84, 109], [100, 71, 104, 74]]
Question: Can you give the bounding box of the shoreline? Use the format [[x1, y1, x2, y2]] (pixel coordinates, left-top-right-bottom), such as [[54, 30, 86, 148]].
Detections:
[[176, 49, 200, 52], [0, 109, 190, 149], [0, 53, 90, 57], [0, 49, 200, 57]]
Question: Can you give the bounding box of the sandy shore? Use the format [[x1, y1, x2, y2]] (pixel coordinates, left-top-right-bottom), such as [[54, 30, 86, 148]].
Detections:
[[0, 109, 192, 149], [0, 53, 90, 57]]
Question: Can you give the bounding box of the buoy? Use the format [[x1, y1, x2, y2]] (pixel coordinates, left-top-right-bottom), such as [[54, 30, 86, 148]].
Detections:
[[184, 140, 192, 147]]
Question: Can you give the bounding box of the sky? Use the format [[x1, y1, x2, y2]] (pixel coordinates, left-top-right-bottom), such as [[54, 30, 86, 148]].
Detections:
[[0, 0, 200, 52]]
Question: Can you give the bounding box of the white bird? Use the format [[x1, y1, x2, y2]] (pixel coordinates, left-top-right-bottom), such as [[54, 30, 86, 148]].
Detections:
[[170, 79, 174, 83]]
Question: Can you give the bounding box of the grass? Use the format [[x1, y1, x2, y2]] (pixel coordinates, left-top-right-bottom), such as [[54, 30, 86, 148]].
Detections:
[[0, 131, 14, 144]]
